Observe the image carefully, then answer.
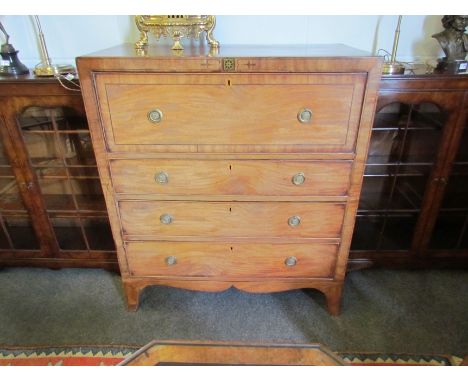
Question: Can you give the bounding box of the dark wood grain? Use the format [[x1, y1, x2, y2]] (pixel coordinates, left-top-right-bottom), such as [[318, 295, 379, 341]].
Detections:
[[350, 73, 468, 268], [0, 77, 118, 270]]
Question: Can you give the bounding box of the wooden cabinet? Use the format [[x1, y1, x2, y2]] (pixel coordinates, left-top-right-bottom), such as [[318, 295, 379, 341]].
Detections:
[[77, 44, 382, 314], [2, 52, 467, 323], [2, 67, 467, 306], [350, 73, 468, 268], [0, 76, 117, 270]]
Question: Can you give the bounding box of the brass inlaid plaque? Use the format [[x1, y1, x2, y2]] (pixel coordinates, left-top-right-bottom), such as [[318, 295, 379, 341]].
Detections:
[[223, 58, 236, 71]]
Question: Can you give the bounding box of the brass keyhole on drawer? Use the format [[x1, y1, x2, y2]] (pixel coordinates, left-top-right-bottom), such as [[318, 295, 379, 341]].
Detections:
[[147, 109, 163, 123], [288, 215, 301, 227], [155, 171, 169, 184], [160, 213, 173, 225], [292, 172, 305, 185], [285, 256, 297, 267], [297, 108, 313, 124], [165, 256, 177, 266]]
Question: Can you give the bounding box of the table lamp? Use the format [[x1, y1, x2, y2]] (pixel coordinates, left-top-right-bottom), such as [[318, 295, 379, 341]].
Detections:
[[382, 16, 405, 75], [0, 21, 29, 76], [32, 16, 75, 77]]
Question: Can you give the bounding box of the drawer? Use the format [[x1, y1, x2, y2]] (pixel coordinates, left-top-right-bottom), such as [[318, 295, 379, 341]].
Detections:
[[110, 159, 352, 196], [119, 201, 345, 239], [125, 241, 338, 278], [96, 73, 366, 152]]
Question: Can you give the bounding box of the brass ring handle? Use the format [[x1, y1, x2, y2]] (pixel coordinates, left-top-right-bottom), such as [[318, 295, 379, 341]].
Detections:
[[285, 256, 297, 267], [292, 172, 306, 185], [288, 215, 301, 227], [297, 108, 313, 124], [155, 171, 169, 184], [148, 109, 163, 123], [165, 256, 177, 266], [160, 213, 173, 225]]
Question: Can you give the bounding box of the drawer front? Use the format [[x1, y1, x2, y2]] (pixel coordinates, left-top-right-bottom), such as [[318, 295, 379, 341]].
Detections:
[[119, 201, 345, 239], [111, 159, 352, 196], [96, 73, 365, 151], [126, 241, 338, 278]]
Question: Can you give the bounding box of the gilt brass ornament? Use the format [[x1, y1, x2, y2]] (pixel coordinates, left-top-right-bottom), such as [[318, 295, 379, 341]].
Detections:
[[135, 15, 219, 51]]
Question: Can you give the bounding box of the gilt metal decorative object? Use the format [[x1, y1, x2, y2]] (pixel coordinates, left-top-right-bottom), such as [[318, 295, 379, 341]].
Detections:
[[432, 15, 468, 73], [135, 15, 219, 51], [0, 21, 29, 76]]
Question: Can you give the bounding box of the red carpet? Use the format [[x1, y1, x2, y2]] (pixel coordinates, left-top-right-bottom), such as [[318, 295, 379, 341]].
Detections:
[[0, 346, 463, 366]]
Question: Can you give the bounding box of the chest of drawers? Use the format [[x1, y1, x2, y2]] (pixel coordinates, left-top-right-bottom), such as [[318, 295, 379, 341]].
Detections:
[[77, 44, 382, 315]]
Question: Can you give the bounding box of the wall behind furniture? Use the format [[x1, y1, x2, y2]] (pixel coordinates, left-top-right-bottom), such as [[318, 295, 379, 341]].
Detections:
[[0, 15, 444, 68]]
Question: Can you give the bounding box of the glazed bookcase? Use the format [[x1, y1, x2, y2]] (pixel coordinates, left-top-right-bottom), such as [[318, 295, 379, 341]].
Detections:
[[350, 73, 468, 268], [0, 76, 117, 270]]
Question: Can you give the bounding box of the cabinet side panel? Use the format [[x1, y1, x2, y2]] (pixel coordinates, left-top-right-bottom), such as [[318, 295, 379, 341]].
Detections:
[[77, 59, 129, 274]]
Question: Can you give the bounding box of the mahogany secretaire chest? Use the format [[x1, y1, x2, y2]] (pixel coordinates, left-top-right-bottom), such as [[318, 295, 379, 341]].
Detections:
[[76, 44, 382, 314]]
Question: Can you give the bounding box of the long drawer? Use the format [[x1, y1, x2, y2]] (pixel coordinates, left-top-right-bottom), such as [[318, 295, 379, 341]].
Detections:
[[96, 73, 366, 151], [110, 159, 352, 196], [125, 241, 339, 278], [119, 201, 345, 239]]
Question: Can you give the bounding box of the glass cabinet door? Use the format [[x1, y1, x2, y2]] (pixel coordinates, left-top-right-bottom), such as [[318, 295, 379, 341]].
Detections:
[[429, 115, 468, 250], [17, 106, 115, 254], [351, 102, 447, 251], [0, 135, 40, 251]]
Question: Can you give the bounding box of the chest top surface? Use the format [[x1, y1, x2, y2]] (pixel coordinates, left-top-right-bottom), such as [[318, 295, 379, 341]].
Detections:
[[80, 43, 373, 59], [76, 43, 382, 75]]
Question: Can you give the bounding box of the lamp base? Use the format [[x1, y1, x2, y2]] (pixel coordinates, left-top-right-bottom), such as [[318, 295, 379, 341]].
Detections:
[[34, 63, 76, 77], [382, 62, 405, 75], [0, 49, 29, 76]]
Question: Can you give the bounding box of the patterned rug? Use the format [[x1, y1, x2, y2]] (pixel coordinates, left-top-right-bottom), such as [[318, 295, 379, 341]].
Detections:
[[0, 346, 464, 366]]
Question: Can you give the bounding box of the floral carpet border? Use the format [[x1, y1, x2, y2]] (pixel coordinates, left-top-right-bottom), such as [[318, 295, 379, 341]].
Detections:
[[0, 346, 464, 366]]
